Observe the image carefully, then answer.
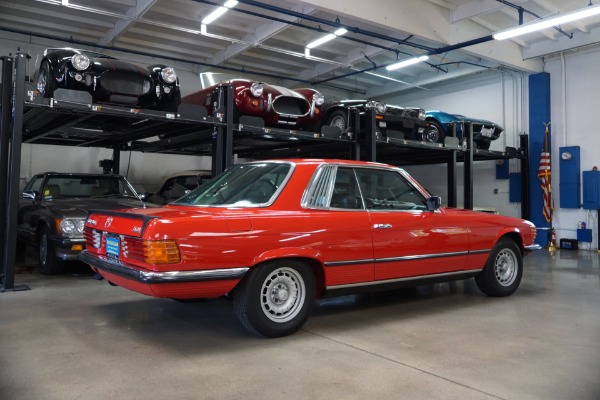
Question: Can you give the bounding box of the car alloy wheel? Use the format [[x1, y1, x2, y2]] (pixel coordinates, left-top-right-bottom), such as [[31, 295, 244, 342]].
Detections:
[[327, 110, 348, 132], [475, 237, 522, 297], [234, 260, 315, 337]]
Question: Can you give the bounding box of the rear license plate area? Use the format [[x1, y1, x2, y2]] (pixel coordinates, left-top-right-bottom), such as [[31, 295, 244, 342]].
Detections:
[[105, 234, 120, 260]]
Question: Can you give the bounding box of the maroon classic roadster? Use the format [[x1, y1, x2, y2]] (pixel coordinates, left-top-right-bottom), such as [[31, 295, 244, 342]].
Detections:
[[182, 74, 325, 129]]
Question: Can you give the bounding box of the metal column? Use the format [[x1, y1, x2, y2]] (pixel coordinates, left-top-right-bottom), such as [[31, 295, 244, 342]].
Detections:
[[519, 134, 530, 220], [2, 53, 30, 292], [212, 85, 233, 175], [0, 56, 14, 284], [363, 108, 377, 162], [463, 122, 474, 210], [112, 145, 121, 174], [447, 150, 458, 208]]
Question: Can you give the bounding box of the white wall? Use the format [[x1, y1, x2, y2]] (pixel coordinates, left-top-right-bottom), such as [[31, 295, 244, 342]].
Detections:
[[544, 46, 600, 248], [374, 70, 527, 218]]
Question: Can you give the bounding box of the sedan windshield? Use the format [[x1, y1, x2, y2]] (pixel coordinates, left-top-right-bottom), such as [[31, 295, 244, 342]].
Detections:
[[174, 162, 292, 207], [42, 175, 139, 200]]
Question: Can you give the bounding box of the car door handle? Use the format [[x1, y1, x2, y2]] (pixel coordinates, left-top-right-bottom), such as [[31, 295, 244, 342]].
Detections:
[[373, 223, 392, 229]]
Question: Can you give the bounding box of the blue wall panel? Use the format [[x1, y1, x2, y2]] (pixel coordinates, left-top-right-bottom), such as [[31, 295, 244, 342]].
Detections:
[[509, 173, 521, 202], [582, 170, 600, 209], [528, 73, 551, 246], [558, 146, 580, 208]]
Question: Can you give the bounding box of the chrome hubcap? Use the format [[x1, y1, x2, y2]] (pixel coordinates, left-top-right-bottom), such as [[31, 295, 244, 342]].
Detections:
[[494, 248, 517, 287], [260, 267, 305, 323]]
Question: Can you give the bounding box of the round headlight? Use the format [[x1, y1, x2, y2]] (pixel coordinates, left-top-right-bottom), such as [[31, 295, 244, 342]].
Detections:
[[374, 101, 386, 114], [161, 67, 177, 84], [77, 220, 86, 233], [60, 219, 77, 234], [313, 92, 325, 106], [250, 82, 264, 97], [418, 109, 426, 120], [71, 54, 90, 71]]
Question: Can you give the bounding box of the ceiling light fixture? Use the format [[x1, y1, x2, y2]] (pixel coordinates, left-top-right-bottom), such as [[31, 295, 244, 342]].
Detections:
[[61, 0, 69, 5], [386, 55, 429, 71], [306, 28, 348, 49], [201, 0, 238, 25], [493, 3, 600, 40]]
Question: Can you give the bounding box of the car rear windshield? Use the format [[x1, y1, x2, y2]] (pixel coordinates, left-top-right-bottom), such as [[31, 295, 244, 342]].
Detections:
[[43, 175, 138, 200], [173, 162, 292, 207]]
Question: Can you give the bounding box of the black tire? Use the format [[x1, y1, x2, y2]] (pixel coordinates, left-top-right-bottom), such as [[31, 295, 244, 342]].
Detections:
[[475, 237, 522, 297], [36, 60, 54, 98], [326, 109, 349, 132], [423, 119, 446, 143], [38, 226, 64, 275], [233, 260, 315, 338]]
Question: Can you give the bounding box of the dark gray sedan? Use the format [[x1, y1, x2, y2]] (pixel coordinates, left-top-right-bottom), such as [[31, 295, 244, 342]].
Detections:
[[17, 172, 153, 274]]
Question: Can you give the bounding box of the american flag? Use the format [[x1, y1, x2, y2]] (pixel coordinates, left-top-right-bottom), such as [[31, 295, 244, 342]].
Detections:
[[538, 124, 553, 222]]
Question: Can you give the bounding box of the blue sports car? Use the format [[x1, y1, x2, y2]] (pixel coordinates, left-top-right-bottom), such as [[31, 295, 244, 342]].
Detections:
[[425, 111, 503, 150]]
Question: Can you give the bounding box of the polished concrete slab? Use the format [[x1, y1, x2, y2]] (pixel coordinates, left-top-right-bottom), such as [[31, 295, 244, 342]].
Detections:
[[1, 250, 599, 400]]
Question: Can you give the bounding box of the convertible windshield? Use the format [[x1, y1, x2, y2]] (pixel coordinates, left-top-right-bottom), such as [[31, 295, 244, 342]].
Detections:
[[174, 162, 292, 207]]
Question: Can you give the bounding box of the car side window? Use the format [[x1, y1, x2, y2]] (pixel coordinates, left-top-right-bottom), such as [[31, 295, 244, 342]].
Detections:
[[355, 168, 427, 211], [330, 168, 363, 209], [26, 176, 44, 197]]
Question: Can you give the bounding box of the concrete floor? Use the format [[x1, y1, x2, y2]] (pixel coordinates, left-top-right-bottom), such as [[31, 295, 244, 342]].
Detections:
[[1, 249, 599, 400]]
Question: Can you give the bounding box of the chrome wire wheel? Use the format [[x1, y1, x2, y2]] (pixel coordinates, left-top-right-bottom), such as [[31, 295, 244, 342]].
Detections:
[[329, 115, 347, 131], [260, 267, 306, 323], [37, 71, 48, 96], [494, 248, 518, 287]]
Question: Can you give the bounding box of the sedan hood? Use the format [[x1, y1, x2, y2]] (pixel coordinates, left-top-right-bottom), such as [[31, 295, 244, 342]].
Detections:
[[49, 198, 153, 218]]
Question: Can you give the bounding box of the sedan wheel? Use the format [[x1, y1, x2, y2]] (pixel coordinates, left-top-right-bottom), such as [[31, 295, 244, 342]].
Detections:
[[475, 238, 522, 297], [234, 260, 315, 337], [38, 227, 64, 275]]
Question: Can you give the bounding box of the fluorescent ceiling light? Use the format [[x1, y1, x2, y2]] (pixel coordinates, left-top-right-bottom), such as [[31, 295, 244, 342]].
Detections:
[[202, 0, 238, 25], [61, 0, 68, 5], [306, 28, 348, 49], [386, 55, 429, 71], [494, 3, 600, 40]]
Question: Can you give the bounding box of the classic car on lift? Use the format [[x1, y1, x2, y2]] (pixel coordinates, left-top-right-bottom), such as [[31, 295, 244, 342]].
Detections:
[[142, 170, 213, 205], [79, 159, 539, 338], [17, 172, 153, 275], [34, 48, 181, 111], [181, 73, 325, 129], [321, 100, 428, 142], [424, 110, 503, 149]]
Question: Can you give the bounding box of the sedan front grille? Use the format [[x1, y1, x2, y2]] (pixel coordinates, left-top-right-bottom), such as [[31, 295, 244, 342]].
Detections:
[[101, 71, 152, 95], [272, 96, 310, 117]]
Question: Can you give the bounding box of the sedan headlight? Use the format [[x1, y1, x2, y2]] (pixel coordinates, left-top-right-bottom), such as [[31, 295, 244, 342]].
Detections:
[[250, 82, 264, 97], [71, 54, 90, 71], [418, 109, 426, 120], [313, 92, 325, 106], [161, 67, 177, 84], [59, 218, 86, 236]]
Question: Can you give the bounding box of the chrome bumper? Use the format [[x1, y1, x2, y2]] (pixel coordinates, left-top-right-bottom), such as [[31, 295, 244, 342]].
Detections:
[[524, 244, 543, 252], [78, 250, 248, 284]]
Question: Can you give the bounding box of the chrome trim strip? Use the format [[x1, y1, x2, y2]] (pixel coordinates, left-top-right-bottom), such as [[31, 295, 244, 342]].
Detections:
[[324, 259, 374, 267], [324, 249, 491, 267], [79, 250, 248, 284], [327, 269, 483, 290], [525, 244, 542, 251]]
